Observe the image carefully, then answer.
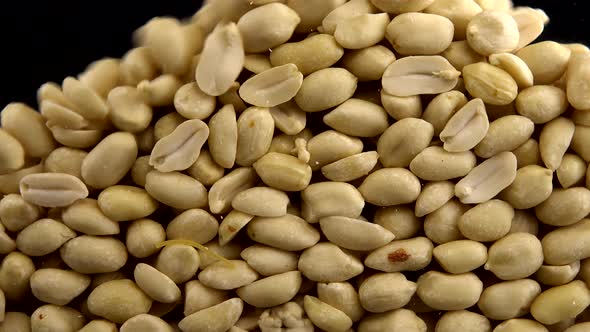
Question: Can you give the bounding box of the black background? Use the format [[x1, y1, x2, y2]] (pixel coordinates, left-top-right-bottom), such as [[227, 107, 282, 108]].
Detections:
[[0, 0, 587, 109]]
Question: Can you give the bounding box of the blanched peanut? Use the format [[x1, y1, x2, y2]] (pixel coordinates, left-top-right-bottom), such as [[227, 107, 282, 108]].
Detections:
[[517, 41, 571, 85], [535, 187, 590, 226], [500, 165, 553, 209], [320, 216, 394, 251], [134, 263, 181, 303], [318, 282, 365, 322], [0, 252, 35, 301], [530, 281, 590, 325], [386, 13, 454, 55], [298, 242, 363, 282], [416, 271, 483, 310], [493, 319, 549, 332], [294, 68, 358, 112], [301, 182, 365, 223], [365, 237, 433, 272], [542, 219, 590, 265], [415, 181, 455, 218], [236, 271, 302, 308], [475, 115, 534, 158], [1, 103, 57, 158], [433, 240, 488, 274], [359, 272, 417, 313], [31, 304, 85, 332], [424, 199, 469, 244], [82, 132, 138, 189], [358, 308, 426, 332], [155, 244, 200, 284], [557, 153, 587, 188], [184, 280, 229, 316], [485, 232, 543, 280], [60, 236, 128, 274], [97, 185, 158, 222], [477, 279, 541, 320], [410, 146, 477, 181], [342, 45, 395, 81], [359, 168, 421, 207], [87, 279, 152, 324], [324, 98, 389, 137], [381, 91, 423, 120], [377, 118, 434, 168], [466, 11, 520, 56], [146, 170, 208, 210], [30, 268, 91, 305], [16, 218, 76, 256], [179, 298, 243, 332], [534, 261, 580, 286], [374, 205, 421, 240], [435, 310, 491, 332], [247, 214, 320, 251], [126, 218, 165, 258]]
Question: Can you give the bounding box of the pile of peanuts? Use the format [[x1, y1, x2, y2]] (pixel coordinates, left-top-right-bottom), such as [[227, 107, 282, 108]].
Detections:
[[1, 0, 590, 331]]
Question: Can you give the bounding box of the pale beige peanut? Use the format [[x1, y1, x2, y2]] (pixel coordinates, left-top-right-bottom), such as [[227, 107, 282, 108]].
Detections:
[[298, 242, 363, 282], [0, 129, 25, 175], [231, 187, 289, 218], [155, 244, 200, 284], [30, 268, 90, 305], [120, 47, 158, 85], [535, 187, 590, 226], [287, 0, 346, 33], [79, 57, 120, 98], [358, 309, 427, 332], [243, 54, 272, 74], [493, 319, 548, 332], [489, 52, 534, 88], [321, 0, 377, 34], [500, 165, 553, 209], [334, 13, 389, 50], [209, 167, 258, 214], [466, 11, 519, 56], [107, 86, 152, 133], [30, 304, 85, 332], [365, 237, 433, 272], [269, 100, 306, 136], [568, 53, 590, 110], [424, 0, 483, 39], [371, 0, 433, 13], [485, 232, 543, 280], [455, 151, 517, 204], [270, 34, 344, 76], [79, 320, 117, 332], [513, 138, 541, 168], [415, 181, 455, 218], [381, 91, 422, 120], [386, 13, 454, 55], [49, 126, 103, 149], [564, 42, 590, 55], [302, 182, 365, 223], [178, 298, 244, 332], [0, 312, 31, 332], [173, 82, 216, 120], [15, 218, 74, 257], [150, 119, 209, 172], [435, 310, 491, 332], [0, 162, 44, 195], [0, 194, 41, 232], [424, 199, 469, 244], [61, 76, 109, 121], [184, 280, 229, 316], [239, 64, 303, 108], [190, 0, 250, 36], [254, 152, 312, 192], [543, 219, 590, 265], [134, 263, 181, 303], [423, 91, 468, 136], [120, 314, 174, 332], [198, 260, 258, 290], [321, 151, 379, 182], [323, 99, 388, 138], [240, 245, 298, 276], [531, 281, 590, 325], [97, 185, 158, 222], [0, 252, 35, 301], [434, 240, 488, 274], [511, 7, 546, 50], [187, 150, 224, 186], [539, 117, 575, 171], [345, 49, 395, 85], [557, 154, 587, 188], [126, 219, 165, 258], [359, 273, 416, 313], [237, 3, 300, 53], [320, 216, 394, 251], [307, 130, 363, 171], [410, 146, 477, 181], [168, 211, 216, 248], [475, 115, 535, 158], [196, 22, 244, 96], [377, 118, 433, 168], [517, 41, 571, 85], [441, 42, 485, 74], [236, 107, 275, 166], [304, 295, 353, 332], [154, 112, 185, 142], [19, 173, 88, 208], [459, 200, 513, 242], [535, 261, 580, 286], [463, 62, 518, 105], [440, 98, 489, 152], [81, 132, 138, 189], [477, 279, 541, 320], [1, 103, 57, 158], [382, 56, 460, 97], [208, 104, 238, 169], [60, 236, 127, 274], [572, 125, 590, 162], [237, 271, 302, 308], [37, 81, 77, 109], [219, 81, 247, 112], [247, 214, 320, 251], [40, 99, 88, 130], [146, 170, 207, 210], [87, 279, 152, 324], [359, 168, 421, 207], [294, 68, 358, 112], [417, 271, 483, 310], [44, 147, 87, 180], [318, 282, 365, 322]]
